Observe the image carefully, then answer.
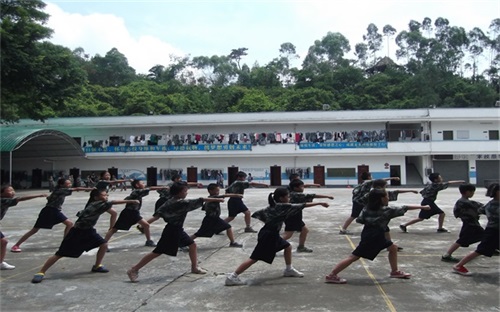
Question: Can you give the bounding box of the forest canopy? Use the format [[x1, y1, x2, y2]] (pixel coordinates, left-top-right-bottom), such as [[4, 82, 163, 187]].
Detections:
[[1, 0, 499, 123]]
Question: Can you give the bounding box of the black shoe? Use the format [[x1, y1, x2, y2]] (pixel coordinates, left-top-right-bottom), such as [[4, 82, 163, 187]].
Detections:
[[145, 240, 156, 247], [91, 265, 109, 273]]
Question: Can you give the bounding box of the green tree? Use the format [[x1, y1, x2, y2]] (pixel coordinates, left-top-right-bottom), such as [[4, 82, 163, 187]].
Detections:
[[302, 32, 351, 72], [363, 23, 383, 65], [354, 43, 369, 69], [87, 48, 137, 87], [229, 89, 276, 112], [191, 55, 237, 87], [382, 24, 397, 57], [228, 47, 248, 70], [1, 0, 86, 122]]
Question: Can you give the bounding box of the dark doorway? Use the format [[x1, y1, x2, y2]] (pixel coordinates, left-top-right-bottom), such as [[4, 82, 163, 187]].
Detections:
[[69, 168, 80, 187], [313, 165, 325, 186], [147, 167, 157, 186], [187, 167, 198, 183], [227, 166, 239, 186], [389, 165, 401, 186], [108, 167, 118, 181], [32, 168, 42, 189], [357, 165, 369, 184], [270, 165, 282, 186]]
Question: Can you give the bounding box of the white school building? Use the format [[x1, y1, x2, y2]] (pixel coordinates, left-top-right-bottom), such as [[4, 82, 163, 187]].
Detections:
[[1, 107, 499, 188]]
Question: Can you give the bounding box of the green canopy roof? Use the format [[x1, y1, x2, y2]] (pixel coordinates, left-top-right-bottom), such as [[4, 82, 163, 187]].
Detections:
[[0, 128, 84, 158]]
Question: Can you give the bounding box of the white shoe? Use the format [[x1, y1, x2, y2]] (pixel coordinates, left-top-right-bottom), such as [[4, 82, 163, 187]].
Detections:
[[283, 267, 304, 277], [225, 274, 246, 286], [1, 261, 15, 270]]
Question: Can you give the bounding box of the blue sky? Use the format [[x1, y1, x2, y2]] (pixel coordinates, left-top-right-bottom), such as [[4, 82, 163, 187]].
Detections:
[[45, 0, 500, 74]]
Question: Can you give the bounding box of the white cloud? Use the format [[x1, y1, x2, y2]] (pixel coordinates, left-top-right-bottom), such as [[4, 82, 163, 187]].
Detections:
[[44, 3, 184, 74]]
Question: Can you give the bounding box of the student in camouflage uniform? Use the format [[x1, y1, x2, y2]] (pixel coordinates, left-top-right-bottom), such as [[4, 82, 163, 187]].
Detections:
[[31, 189, 138, 283], [11, 178, 92, 253], [104, 179, 169, 249], [325, 189, 430, 284], [441, 183, 485, 263], [190, 183, 243, 248], [282, 179, 334, 253], [126, 182, 222, 282], [453, 183, 499, 275], [339, 172, 399, 234], [1, 185, 47, 270], [224, 171, 268, 233], [225, 187, 329, 286], [400, 172, 464, 233]]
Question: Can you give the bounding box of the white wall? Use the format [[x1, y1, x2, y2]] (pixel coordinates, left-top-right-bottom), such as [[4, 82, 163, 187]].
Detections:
[[431, 120, 499, 141]]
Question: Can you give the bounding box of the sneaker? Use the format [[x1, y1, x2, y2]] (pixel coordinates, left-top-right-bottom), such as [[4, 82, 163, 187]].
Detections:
[[441, 255, 460, 263], [390, 270, 411, 279], [325, 274, 347, 284], [31, 273, 45, 283], [127, 269, 139, 282], [136, 225, 144, 234], [91, 264, 109, 273], [437, 228, 449, 233], [179, 246, 189, 252], [229, 242, 243, 248], [338, 229, 352, 235], [244, 227, 257, 233], [145, 240, 157, 247], [225, 274, 246, 286], [453, 265, 472, 276], [191, 267, 207, 274], [297, 246, 313, 253], [0, 261, 15, 270], [10, 245, 21, 253], [399, 225, 407, 233], [283, 267, 304, 277]]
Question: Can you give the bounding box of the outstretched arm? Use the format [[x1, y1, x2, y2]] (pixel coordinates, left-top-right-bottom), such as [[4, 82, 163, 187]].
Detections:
[[223, 193, 244, 199], [17, 194, 47, 202], [71, 187, 94, 192], [111, 199, 140, 205], [305, 202, 329, 208], [149, 186, 170, 191], [448, 180, 465, 184], [250, 182, 269, 188], [203, 197, 224, 203], [304, 183, 322, 188], [383, 177, 400, 182], [395, 190, 419, 194]]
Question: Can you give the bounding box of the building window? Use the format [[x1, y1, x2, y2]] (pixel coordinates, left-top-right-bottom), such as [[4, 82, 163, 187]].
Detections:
[[443, 130, 453, 140], [489, 130, 499, 140], [327, 168, 356, 178], [456, 130, 469, 139]]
